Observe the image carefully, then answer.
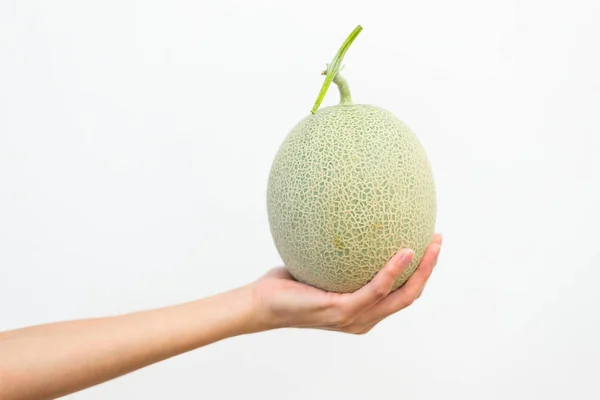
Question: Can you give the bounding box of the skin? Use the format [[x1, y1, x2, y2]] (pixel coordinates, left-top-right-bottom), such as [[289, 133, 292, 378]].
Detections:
[[0, 233, 442, 400]]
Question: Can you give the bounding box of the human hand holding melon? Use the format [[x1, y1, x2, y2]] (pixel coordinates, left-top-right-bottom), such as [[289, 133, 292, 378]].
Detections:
[[250, 233, 442, 335]]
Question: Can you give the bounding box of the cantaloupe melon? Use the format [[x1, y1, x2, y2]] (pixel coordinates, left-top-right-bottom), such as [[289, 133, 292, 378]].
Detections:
[[267, 25, 436, 293]]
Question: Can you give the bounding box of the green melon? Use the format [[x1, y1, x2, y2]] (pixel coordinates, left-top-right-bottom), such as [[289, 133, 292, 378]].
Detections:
[[267, 25, 436, 293]]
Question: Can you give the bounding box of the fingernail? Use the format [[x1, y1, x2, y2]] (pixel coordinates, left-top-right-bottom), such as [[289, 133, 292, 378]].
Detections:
[[399, 249, 414, 263], [434, 234, 442, 245]]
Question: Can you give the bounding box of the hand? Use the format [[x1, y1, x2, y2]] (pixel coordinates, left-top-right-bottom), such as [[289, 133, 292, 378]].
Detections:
[[250, 233, 443, 334]]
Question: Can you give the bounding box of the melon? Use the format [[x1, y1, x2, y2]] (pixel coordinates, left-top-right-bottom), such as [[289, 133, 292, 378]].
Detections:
[[267, 25, 436, 293]]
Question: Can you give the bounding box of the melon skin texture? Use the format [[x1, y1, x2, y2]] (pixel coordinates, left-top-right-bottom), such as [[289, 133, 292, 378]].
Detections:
[[267, 104, 436, 293]]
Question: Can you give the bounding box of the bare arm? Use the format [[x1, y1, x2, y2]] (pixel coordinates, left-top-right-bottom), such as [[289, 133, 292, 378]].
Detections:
[[0, 234, 442, 400], [0, 286, 256, 400]]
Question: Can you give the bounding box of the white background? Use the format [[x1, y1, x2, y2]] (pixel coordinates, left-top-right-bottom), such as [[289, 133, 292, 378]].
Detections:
[[1, 1, 599, 399]]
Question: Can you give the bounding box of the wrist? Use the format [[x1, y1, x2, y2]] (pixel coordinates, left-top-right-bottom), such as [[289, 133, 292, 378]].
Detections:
[[244, 279, 295, 333], [236, 283, 279, 335], [212, 284, 275, 337]]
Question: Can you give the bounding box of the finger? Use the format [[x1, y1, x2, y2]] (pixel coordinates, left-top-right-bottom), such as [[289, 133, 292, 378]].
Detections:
[[390, 240, 441, 302], [396, 235, 441, 299], [338, 248, 415, 314], [360, 238, 442, 321], [414, 235, 442, 299]]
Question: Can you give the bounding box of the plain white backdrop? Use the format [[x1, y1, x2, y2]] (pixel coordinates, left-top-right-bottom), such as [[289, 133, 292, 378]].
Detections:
[[1, 1, 599, 399]]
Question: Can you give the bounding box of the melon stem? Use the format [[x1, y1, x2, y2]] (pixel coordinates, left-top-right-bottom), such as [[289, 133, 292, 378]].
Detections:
[[333, 72, 352, 105], [311, 25, 362, 114]]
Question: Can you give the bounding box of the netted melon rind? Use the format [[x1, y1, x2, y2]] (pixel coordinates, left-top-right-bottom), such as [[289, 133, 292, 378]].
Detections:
[[267, 104, 436, 293]]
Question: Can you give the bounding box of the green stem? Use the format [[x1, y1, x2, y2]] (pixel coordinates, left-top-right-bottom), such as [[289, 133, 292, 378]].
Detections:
[[333, 73, 352, 105], [310, 25, 362, 114]]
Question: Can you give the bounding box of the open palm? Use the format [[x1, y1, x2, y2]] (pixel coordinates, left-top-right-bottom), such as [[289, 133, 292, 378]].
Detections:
[[251, 234, 442, 334]]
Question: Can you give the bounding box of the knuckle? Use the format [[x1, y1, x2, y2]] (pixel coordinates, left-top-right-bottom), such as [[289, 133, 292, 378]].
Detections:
[[400, 297, 415, 309], [381, 267, 397, 282], [372, 283, 390, 299]]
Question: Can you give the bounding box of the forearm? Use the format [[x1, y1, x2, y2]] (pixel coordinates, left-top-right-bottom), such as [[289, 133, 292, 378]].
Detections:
[[0, 285, 258, 400]]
